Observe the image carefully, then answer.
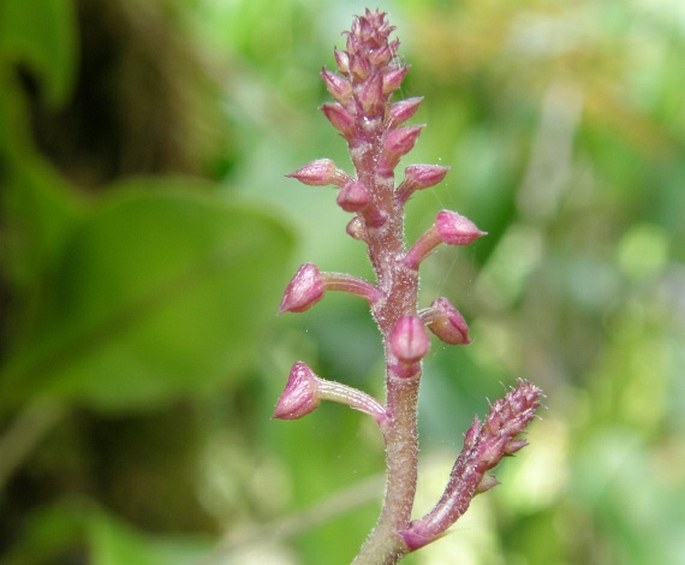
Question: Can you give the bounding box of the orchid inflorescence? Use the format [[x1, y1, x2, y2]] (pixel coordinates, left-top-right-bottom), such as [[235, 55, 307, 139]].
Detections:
[[274, 9, 542, 563]]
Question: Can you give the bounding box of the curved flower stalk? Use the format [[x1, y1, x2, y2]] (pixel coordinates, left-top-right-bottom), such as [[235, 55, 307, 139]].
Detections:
[[274, 10, 542, 564]]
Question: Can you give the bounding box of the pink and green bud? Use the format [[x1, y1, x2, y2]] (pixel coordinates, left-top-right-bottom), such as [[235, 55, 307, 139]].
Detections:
[[396, 164, 450, 204], [382, 65, 410, 94], [368, 42, 393, 66], [337, 180, 370, 212], [279, 262, 325, 313], [381, 125, 424, 172], [273, 361, 320, 420], [475, 474, 500, 494], [389, 315, 430, 365], [321, 103, 355, 138], [404, 210, 486, 270], [334, 48, 350, 74], [421, 297, 470, 345], [346, 216, 367, 240], [287, 159, 351, 187], [359, 72, 385, 117], [386, 97, 423, 128], [504, 439, 529, 456], [349, 53, 371, 81], [321, 68, 352, 101]]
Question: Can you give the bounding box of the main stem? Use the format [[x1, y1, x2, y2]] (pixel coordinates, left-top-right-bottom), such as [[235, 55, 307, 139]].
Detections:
[[351, 122, 420, 564]]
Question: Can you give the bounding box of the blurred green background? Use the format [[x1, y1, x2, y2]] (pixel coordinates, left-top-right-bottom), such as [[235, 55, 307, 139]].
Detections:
[[1, 0, 684, 563]]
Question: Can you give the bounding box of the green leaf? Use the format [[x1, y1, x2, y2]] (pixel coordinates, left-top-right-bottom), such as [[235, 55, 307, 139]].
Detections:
[[1, 180, 295, 411], [0, 0, 78, 108]]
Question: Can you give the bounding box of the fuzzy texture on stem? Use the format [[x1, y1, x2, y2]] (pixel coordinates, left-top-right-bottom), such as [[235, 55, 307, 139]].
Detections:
[[277, 10, 542, 564]]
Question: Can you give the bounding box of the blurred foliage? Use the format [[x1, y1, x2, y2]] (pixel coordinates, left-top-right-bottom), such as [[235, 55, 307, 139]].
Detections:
[[1, 0, 684, 564]]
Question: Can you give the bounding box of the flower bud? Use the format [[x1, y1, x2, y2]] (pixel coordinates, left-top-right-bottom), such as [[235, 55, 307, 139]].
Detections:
[[396, 164, 450, 204], [368, 43, 393, 66], [404, 210, 485, 270], [475, 474, 500, 494], [273, 361, 320, 420], [279, 263, 324, 313], [382, 65, 410, 94], [386, 97, 423, 127], [346, 216, 367, 240], [334, 48, 350, 74], [435, 210, 486, 246], [349, 53, 371, 81], [359, 72, 385, 117], [286, 159, 350, 187], [390, 315, 430, 365], [504, 439, 529, 456], [381, 125, 424, 172], [321, 68, 352, 101], [337, 180, 370, 212], [321, 103, 355, 138], [423, 297, 470, 345]]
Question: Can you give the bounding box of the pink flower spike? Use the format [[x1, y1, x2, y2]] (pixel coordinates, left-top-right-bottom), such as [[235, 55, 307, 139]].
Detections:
[[435, 210, 487, 246], [386, 97, 423, 128], [321, 67, 352, 101], [337, 180, 370, 212], [390, 315, 430, 365], [396, 164, 450, 205], [382, 65, 410, 94], [273, 361, 321, 420], [286, 159, 351, 187], [279, 263, 325, 313], [421, 297, 470, 345]]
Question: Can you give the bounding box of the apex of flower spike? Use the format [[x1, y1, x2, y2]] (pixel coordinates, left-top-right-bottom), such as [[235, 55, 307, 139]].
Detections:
[[273, 361, 320, 420]]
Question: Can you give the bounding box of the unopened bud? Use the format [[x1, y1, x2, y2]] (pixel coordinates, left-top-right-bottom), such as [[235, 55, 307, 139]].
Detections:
[[390, 315, 430, 365], [337, 180, 370, 212], [359, 72, 385, 117], [382, 65, 410, 94], [435, 210, 486, 246], [386, 97, 423, 127], [423, 297, 470, 345], [504, 439, 528, 456], [321, 68, 352, 101], [404, 210, 485, 270], [381, 125, 424, 172], [346, 216, 367, 240], [334, 48, 350, 74], [349, 53, 371, 81], [287, 159, 350, 187], [396, 164, 450, 204], [475, 474, 500, 494], [273, 361, 320, 420], [321, 103, 355, 138], [279, 263, 325, 313]]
